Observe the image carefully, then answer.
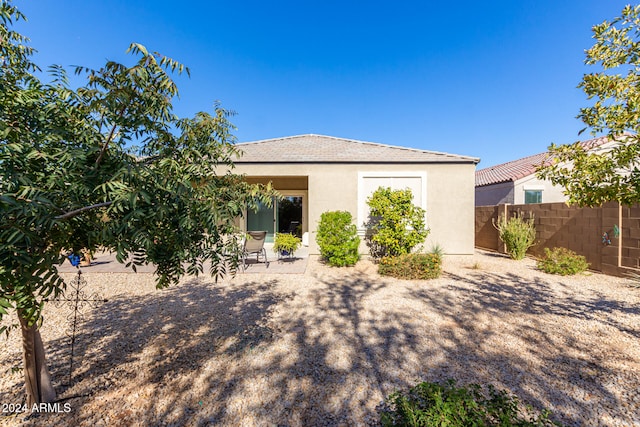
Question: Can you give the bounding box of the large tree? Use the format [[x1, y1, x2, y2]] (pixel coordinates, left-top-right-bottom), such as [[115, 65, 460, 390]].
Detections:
[[0, 2, 276, 406], [538, 5, 640, 206]]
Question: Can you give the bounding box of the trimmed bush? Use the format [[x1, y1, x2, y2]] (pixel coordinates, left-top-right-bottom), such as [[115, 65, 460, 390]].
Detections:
[[366, 187, 429, 259], [379, 379, 559, 427], [316, 211, 360, 266], [492, 212, 536, 260], [537, 247, 589, 275], [378, 253, 441, 280]]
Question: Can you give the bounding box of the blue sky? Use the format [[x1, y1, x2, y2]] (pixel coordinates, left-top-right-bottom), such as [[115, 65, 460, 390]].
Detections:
[[14, 1, 634, 168]]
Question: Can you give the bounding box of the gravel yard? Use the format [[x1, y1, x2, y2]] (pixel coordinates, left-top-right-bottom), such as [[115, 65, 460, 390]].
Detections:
[[1, 249, 639, 426]]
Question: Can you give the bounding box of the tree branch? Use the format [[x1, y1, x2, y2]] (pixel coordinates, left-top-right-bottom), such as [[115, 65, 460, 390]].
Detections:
[[55, 201, 113, 220], [94, 124, 118, 167], [94, 105, 127, 168], [136, 154, 160, 165]]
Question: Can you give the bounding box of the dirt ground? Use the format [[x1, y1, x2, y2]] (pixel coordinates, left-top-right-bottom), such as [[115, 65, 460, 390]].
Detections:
[[1, 250, 639, 426]]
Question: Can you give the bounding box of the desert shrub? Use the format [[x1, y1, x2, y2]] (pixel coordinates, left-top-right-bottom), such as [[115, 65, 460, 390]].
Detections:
[[492, 211, 536, 260], [378, 253, 441, 280], [379, 379, 559, 427], [316, 210, 360, 266], [366, 187, 429, 259], [429, 242, 445, 257], [537, 247, 589, 275]]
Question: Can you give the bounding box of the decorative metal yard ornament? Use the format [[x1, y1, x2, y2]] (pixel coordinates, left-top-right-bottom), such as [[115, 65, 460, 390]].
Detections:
[[602, 225, 620, 246], [51, 254, 108, 385]]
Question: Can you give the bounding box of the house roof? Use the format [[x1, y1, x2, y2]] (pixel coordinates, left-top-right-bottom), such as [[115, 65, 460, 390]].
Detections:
[[234, 134, 480, 164], [475, 135, 617, 187], [475, 151, 553, 187]]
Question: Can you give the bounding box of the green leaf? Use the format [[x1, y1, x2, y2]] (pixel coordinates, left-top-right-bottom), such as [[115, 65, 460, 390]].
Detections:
[[1, 0, 281, 401]]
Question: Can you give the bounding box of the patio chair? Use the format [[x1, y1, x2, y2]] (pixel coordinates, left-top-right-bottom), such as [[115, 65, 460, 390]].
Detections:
[[241, 231, 269, 271]]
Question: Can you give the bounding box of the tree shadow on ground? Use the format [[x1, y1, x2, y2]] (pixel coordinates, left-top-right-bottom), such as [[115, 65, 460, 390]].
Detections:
[[15, 277, 292, 426], [7, 265, 639, 427], [290, 268, 639, 426], [443, 269, 640, 337], [409, 269, 640, 426]]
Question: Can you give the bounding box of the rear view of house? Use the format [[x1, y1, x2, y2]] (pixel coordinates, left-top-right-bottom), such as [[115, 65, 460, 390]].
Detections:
[[231, 134, 479, 255]]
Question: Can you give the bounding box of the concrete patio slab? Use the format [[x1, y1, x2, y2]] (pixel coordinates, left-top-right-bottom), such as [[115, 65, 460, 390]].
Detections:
[[56, 243, 309, 275]]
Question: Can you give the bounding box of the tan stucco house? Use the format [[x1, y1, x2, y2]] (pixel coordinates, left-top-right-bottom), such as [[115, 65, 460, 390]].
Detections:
[[475, 135, 622, 206], [231, 134, 479, 255]]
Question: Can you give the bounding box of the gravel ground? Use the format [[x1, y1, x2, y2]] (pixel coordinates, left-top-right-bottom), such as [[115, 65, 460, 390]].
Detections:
[[1, 249, 639, 427]]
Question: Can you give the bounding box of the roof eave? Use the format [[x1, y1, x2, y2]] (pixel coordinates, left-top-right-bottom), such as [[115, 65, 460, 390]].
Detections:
[[475, 178, 515, 188], [235, 160, 479, 165]]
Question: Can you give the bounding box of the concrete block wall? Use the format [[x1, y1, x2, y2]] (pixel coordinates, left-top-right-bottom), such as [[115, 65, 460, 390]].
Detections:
[[621, 205, 639, 270], [474, 205, 501, 251], [508, 202, 603, 271], [475, 201, 639, 277]]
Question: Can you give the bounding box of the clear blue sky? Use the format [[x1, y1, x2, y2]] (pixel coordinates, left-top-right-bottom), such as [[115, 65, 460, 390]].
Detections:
[[14, 0, 634, 168]]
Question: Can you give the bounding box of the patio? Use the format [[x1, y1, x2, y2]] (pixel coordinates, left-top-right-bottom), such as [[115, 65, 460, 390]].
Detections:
[[56, 243, 309, 275]]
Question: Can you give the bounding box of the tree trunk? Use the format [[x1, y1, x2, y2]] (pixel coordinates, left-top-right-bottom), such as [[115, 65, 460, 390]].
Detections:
[[18, 312, 56, 406]]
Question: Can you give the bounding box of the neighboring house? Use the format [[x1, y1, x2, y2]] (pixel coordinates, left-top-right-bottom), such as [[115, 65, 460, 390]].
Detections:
[[475, 135, 621, 206], [230, 134, 480, 255]]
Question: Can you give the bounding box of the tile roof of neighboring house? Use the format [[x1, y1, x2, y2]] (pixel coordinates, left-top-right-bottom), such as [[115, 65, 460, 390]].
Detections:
[[475, 135, 618, 187], [234, 134, 480, 164], [475, 151, 553, 187]]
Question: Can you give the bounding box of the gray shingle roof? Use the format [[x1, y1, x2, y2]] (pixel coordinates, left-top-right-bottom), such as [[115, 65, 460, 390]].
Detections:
[[234, 134, 479, 164]]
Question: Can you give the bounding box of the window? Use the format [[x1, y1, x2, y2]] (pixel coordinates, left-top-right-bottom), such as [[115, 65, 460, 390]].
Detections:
[[357, 172, 427, 234], [524, 190, 542, 204]]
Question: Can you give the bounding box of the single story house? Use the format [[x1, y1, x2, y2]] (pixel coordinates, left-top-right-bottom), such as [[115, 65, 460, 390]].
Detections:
[[230, 134, 480, 255], [475, 135, 620, 206]]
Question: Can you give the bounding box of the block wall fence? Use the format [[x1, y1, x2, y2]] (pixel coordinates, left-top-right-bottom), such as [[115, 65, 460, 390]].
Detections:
[[475, 201, 640, 276]]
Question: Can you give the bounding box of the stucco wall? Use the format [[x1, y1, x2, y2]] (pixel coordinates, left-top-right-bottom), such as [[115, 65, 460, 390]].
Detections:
[[476, 176, 570, 206], [513, 175, 568, 204], [232, 162, 476, 255], [475, 182, 514, 206], [423, 163, 476, 254]]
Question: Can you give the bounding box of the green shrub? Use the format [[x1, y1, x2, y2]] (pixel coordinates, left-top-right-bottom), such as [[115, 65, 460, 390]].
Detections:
[[366, 187, 429, 259], [537, 247, 589, 275], [492, 212, 536, 260], [273, 233, 301, 254], [378, 253, 441, 280], [316, 210, 360, 266], [379, 380, 559, 427]]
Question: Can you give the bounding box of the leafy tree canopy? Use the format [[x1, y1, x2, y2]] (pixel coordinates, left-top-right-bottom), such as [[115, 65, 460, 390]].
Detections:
[[538, 5, 640, 206], [0, 0, 277, 405]]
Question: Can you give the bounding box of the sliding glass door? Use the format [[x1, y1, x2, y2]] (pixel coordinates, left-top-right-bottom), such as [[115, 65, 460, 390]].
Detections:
[[246, 199, 275, 242], [246, 195, 304, 243], [277, 196, 303, 237]]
